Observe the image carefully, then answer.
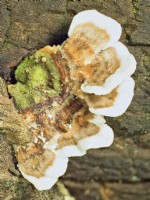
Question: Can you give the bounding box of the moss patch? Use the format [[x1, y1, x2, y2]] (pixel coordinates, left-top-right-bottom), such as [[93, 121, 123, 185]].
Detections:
[[8, 50, 61, 110]]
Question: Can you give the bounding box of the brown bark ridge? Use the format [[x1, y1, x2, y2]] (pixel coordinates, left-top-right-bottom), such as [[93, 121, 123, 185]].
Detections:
[[0, 77, 31, 145], [0, 0, 150, 199]]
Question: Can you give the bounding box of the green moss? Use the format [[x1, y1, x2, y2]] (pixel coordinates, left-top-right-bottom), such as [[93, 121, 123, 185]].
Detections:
[[131, 0, 140, 14], [8, 51, 61, 110]]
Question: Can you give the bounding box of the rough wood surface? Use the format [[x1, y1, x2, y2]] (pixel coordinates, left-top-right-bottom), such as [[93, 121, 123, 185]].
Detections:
[[0, 77, 31, 145], [0, 0, 150, 199]]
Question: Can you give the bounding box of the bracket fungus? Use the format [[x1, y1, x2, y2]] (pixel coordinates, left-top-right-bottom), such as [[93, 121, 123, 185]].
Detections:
[[5, 10, 136, 190]]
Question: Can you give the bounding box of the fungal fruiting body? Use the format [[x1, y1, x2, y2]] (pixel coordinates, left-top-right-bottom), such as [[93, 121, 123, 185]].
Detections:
[[8, 10, 136, 190]]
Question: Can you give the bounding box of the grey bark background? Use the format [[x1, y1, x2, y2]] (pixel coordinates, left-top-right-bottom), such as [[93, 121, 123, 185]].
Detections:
[[0, 0, 150, 199]]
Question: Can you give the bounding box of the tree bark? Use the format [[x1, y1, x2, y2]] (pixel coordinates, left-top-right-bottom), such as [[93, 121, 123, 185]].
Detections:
[[0, 0, 150, 199], [0, 77, 31, 144]]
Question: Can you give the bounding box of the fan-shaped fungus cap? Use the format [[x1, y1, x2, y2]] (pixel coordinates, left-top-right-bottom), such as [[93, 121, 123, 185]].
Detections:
[[68, 10, 121, 50], [18, 150, 68, 191], [81, 42, 136, 95], [55, 110, 114, 157], [62, 10, 121, 66], [88, 77, 135, 117]]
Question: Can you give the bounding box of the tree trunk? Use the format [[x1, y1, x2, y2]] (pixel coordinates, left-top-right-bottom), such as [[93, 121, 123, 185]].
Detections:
[[0, 0, 150, 199]]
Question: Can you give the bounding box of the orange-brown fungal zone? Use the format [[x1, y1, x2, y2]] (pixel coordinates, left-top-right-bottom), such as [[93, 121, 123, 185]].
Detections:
[[62, 23, 109, 67], [82, 88, 118, 109], [56, 107, 99, 149], [69, 47, 120, 86], [18, 148, 55, 178]]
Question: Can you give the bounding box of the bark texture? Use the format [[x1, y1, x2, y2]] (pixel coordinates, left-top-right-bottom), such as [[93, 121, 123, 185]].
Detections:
[[0, 0, 150, 199], [0, 77, 31, 145]]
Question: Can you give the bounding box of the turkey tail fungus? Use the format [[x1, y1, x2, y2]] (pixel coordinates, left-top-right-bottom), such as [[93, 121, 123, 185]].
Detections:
[[2, 10, 136, 190]]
